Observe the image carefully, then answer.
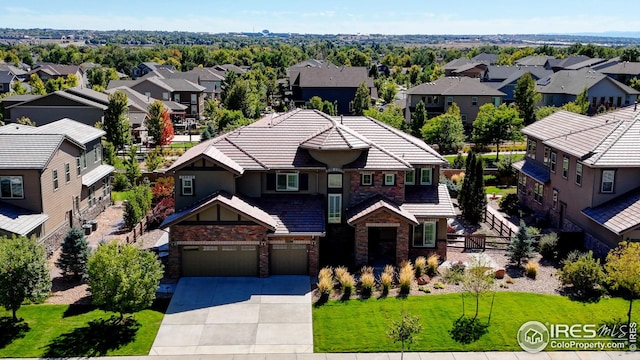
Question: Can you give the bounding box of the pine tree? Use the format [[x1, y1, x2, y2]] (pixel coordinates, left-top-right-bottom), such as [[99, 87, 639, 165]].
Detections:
[[411, 100, 427, 137], [507, 222, 536, 267], [470, 157, 487, 223], [104, 90, 131, 150], [458, 152, 476, 220], [56, 227, 91, 281]]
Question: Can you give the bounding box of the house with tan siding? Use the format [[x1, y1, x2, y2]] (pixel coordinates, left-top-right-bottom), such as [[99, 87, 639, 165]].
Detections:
[[0, 119, 113, 254], [514, 105, 640, 256], [161, 109, 456, 277]]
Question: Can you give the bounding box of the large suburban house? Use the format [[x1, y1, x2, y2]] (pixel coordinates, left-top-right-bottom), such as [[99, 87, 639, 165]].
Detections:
[[287, 65, 377, 115], [536, 68, 639, 111], [482, 66, 553, 103], [405, 77, 505, 125], [0, 119, 113, 254], [160, 109, 455, 277], [513, 105, 640, 257], [29, 63, 82, 82]]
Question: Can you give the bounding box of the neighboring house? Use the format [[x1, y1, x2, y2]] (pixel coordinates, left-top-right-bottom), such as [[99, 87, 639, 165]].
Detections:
[[29, 63, 82, 82], [547, 55, 592, 72], [107, 76, 205, 120], [536, 68, 640, 111], [450, 62, 488, 78], [515, 56, 555, 69], [483, 66, 553, 103], [288, 65, 377, 114], [470, 53, 499, 65], [0, 119, 113, 254], [599, 61, 640, 84], [513, 106, 640, 257], [0, 70, 17, 95], [160, 109, 455, 277], [130, 62, 176, 80], [405, 77, 505, 125]]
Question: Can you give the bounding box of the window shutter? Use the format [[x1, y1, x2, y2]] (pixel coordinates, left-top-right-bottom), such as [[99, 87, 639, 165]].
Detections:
[[299, 173, 309, 191], [266, 173, 276, 190]]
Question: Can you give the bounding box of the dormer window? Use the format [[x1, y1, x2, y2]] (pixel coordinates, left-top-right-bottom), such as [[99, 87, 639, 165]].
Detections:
[[277, 173, 298, 191], [405, 170, 415, 185], [420, 168, 433, 185]]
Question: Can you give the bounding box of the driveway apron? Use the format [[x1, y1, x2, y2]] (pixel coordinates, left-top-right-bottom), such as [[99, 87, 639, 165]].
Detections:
[[150, 276, 313, 355]]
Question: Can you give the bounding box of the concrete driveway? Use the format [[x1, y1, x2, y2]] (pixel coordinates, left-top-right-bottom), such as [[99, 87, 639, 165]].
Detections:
[[150, 276, 313, 355]]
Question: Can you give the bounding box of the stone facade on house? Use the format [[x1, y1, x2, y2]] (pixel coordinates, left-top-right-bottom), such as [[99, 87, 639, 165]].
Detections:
[[349, 170, 405, 207]]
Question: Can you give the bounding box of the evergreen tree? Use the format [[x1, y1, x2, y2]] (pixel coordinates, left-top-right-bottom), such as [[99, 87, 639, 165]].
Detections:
[[104, 90, 131, 150], [514, 72, 541, 125], [322, 100, 336, 116], [220, 70, 238, 105], [411, 100, 427, 137], [507, 222, 536, 267], [124, 145, 141, 186], [55, 227, 91, 281], [574, 87, 590, 114], [470, 157, 487, 223], [458, 152, 476, 220], [146, 100, 164, 146], [352, 82, 371, 115]]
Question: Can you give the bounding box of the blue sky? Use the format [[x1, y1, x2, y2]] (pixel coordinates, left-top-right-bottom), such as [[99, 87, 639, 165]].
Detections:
[[2, 0, 639, 35]]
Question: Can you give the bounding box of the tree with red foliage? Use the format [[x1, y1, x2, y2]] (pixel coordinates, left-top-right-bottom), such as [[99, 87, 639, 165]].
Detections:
[[151, 176, 174, 204], [159, 108, 174, 146], [148, 197, 175, 229], [146, 101, 174, 146]]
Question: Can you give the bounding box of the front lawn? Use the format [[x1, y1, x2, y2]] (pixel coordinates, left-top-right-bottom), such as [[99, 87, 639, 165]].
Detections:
[[313, 292, 639, 352], [485, 186, 517, 197], [0, 300, 167, 357]]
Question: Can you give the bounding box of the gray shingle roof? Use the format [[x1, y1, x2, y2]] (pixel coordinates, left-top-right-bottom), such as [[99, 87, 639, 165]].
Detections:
[[292, 66, 373, 88], [82, 164, 115, 186], [158, 78, 206, 92], [471, 53, 498, 64], [582, 187, 640, 234], [0, 202, 48, 236], [536, 68, 640, 96], [600, 62, 640, 75], [0, 70, 15, 83], [406, 77, 505, 97], [582, 114, 640, 167], [5, 90, 108, 110], [0, 133, 75, 169], [0, 118, 104, 145], [255, 195, 326, 235], [401, 184, 457, 218], [515, 56, 555, 67]]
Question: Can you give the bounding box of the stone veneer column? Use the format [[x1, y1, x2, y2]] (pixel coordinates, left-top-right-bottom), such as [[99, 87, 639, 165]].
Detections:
[[259, 241, 269, 277], [308, 241, 319, 275], [355, 224, 368, 268], [395, 224, 409, 265]]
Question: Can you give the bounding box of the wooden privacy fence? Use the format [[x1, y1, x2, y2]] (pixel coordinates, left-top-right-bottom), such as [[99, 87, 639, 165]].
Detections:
[[484, 206, 519, 238], [465, 234, 486, 250]]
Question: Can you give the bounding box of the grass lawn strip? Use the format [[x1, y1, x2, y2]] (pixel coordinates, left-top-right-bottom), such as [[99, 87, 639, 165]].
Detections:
[[0, 301, 166, 357], [313, 292, 639, 352]]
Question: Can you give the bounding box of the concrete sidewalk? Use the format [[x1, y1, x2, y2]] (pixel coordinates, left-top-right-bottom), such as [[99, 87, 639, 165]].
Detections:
[[68, 351, 635, 359]]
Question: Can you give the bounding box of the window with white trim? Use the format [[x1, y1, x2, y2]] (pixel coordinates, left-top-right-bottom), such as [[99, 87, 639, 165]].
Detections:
[[562, 156, 569, 179], [420, 168, 433, 185], [328, 173, 342, 188], [526, 139, 536, 159], [81, 151, 87, 169], [181, 176, 194, 196], [413, 221, 436, 248], [384, 173, 395, 186], [276, 173, 298, 191], [550, 151, 557, 172], [162, 92, 169, 100], [447, 96, 453, 105], [575, 163, 583, 186], [534, 181, 544, 204], [174, 93, 181, 102], [65, 162, 71, 183], [543, 147, 550, 167], [191, 94, 197, 104], [518, 172, 527, 191], [405, 170, 415, 185], [94, 144, 101, 162], [0, 176, 23, 199], [471, 97, 478, 106], [361, 173, 373, 186], [76, 157, 81, 176], [328, 194, 342, 224], [601, 170, 615, 193], [53, 169, 59, 190]]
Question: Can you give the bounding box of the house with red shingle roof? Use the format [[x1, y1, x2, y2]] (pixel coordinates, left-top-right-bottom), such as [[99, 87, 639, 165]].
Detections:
[[514, 105, 640, 256], [161, 109, 455, 277]]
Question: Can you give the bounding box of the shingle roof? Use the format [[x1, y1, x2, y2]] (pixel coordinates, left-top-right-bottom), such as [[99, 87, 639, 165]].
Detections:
[[563, 58, 607, 70], [255, 195, 326, 235], [401, 184, 457, 218], [0, 133, 79, 169], [515, 56, 554, 67], [158, 78, 206, 92], [522, 107, 640, 162], [582, 187, 640, 235], [299, 123, 371, 151], [512, 160, 550, 184], [0, 118, 104, 145], [536, 69, 640, 96], [347, 195, 418, 225], [32, 64, 79, 76], [168, 109, 445, 173], [471, 53, 498, 64], [160, 191, 277, 230], [442, 58, 476, 70], [82, 164, 115, 186], [0, 202, 48, 236], [0, 70, 15, 83], [406, 77, 505, 97], [5, 90, 108, 110], [600, 62, 640, 75], [293, 66, 373, 88]]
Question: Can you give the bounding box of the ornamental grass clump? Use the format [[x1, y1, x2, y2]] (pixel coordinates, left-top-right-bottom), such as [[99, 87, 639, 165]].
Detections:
[[426, 254, 439, 276], [335, 266, 355, 300], [414, 256, 427, 278], [524, 260, 539, 279], [316, 266, 333, 303], [359, 266, 375, 298], [399, 261, 414, 295], [380, 265, 395, 296]]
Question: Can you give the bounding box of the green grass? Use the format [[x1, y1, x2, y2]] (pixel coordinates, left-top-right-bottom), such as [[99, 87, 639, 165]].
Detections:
[[313, 292, 639, 352], [0, 300, 167, 357], [168, 141, 198, 149], [485, 186, 517, 197], [444, 153, 525, 165], [111, 191, 128, 203]]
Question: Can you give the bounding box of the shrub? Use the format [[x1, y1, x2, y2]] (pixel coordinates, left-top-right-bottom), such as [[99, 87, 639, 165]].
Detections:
[[451, 172, 465, 184], [335, 266, 355, 299], [507, 222, 536, 267], [414, 256, 427, 278], [433, 281, 445, 289], [147, 197, 175, 229], [380, 265, 395, 295], [451, 154, 465, 169], [426, 254, 439, 276], [539, 233, 559, 259], [441, 177, 461, 198], [151, 176, 174, 203], [359, 266, 375, 297], [399, 262, 414, 295], [483, 174, 497, 186], [443, 261, 466, 284], [524, 261, 539, 279], [559, 250, 605, 299], [317, 275, 333, 302], [499, 193, 520, 215], [112, 172, 130, 191], [56, 227, 91, 281], [418, 286, 431, 293]]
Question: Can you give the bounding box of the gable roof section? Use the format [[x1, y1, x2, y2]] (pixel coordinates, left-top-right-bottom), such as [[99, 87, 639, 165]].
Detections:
[[0, 70, 15, 83], [347, 195, 418, 225], [32, 64, 79, 76], [299, 122, 371, 150], [0, 202, 48, 236], [0, 118, 104, 145], [401, 184, 457, 218], [159, 78, 206, 92], [168, 141, 246, 174], [5, 90, 108, 110], [582, 113, 640, 167], [515, 56, 554, 67], [160, 191, 276, 230], [0, 133, 82, 169], [295, 66, 373, 88], [582, 187, 640, 235], [406, 77, 505, 97], [536, 69, 640, 96], [600, 61, 640, 75]]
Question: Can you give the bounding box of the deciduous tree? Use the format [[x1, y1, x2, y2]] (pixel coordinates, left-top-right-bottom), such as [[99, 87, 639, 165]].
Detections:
[[421, 104, 465, 154], [0, 235, 51, 321], [104, 90, 131, 150], [387, 312, 422, 360], [410, 100, 427, 137], [352, 82, 371, 115], [605, 242, 640, 328], [514, 72, 541, 125], [472, 104, 523, 161]]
